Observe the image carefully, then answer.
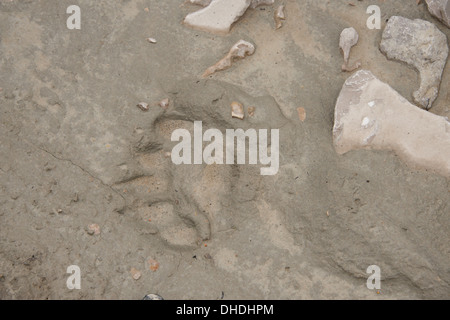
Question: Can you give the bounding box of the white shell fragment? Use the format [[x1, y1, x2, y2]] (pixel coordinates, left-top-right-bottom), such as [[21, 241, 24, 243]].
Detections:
[[274, 5, 286, 29], [137, 102, 149, 111], [202, 40, 255, 78], [339, 27, 361, 72], [159, 98, 170, 108], [380, 16, 448, 109], [147, 37, 157, 44], [231, 101, 245, 120], [425, 0, 450, 28]]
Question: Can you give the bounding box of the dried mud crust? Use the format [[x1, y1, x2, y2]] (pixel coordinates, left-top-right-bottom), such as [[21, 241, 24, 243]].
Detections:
[[0, 0, 449, 300]]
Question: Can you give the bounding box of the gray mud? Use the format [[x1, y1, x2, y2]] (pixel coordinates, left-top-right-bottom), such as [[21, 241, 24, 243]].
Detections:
[[0, 0, 449, 299]]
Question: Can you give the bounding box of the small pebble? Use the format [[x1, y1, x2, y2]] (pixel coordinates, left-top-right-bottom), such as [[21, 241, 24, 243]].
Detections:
[[248, 106, 256, 117], [147, 37, 157, 44], [159, 98, 169, 108], [148, 258, 159, 271], [87, 224, 101, 236], [130, 268, 142, 280], [137, 102, 149, 111], [231, 101, 244, 120]]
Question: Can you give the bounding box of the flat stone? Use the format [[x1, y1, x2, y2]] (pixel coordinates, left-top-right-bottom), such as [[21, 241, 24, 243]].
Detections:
[[380, 16, 448, 109], [426, 0, 450, 28], [333, 70, 450, 178], [184, 0, 252, 34]]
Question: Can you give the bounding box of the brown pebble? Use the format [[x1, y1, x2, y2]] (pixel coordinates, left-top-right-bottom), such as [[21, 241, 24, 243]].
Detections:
[[297, 107, 306, 122], [148, 259, 159, 271], [137, 102, 149, 111]]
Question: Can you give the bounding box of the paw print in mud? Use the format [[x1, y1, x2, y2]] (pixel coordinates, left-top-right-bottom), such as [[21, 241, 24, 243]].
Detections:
[[111, 79, 289, 248]]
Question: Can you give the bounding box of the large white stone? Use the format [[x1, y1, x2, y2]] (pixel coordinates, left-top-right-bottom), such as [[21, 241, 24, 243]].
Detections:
[[184, 0, 252, 34], [333, 70, 450, 178]]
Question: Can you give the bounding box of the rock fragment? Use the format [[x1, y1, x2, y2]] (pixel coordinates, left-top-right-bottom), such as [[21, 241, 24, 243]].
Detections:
[[380, 16, 448, 109], [184, 0, 252, 34], [274, 5, 286, 29], [333, 70, 450, 178], [148, 258, 160, 271], [137, 102, 149, 111], [339, 27, 361, 72], [231, 101, 245, 119], [87, 224, 101, 236], [130, 268, 141, 280], [425, 0, 450, 27], [146, 37, 157, 44], [159, 98, 170, 108], [202, 40, 255, 78], [248, 106, 256, 117]]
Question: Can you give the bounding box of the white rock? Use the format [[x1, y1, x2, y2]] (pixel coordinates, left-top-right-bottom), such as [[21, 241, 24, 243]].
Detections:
[[333, 70, 450, 178], [137, 102, 149, 111], [184, 0, 252, 34]]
